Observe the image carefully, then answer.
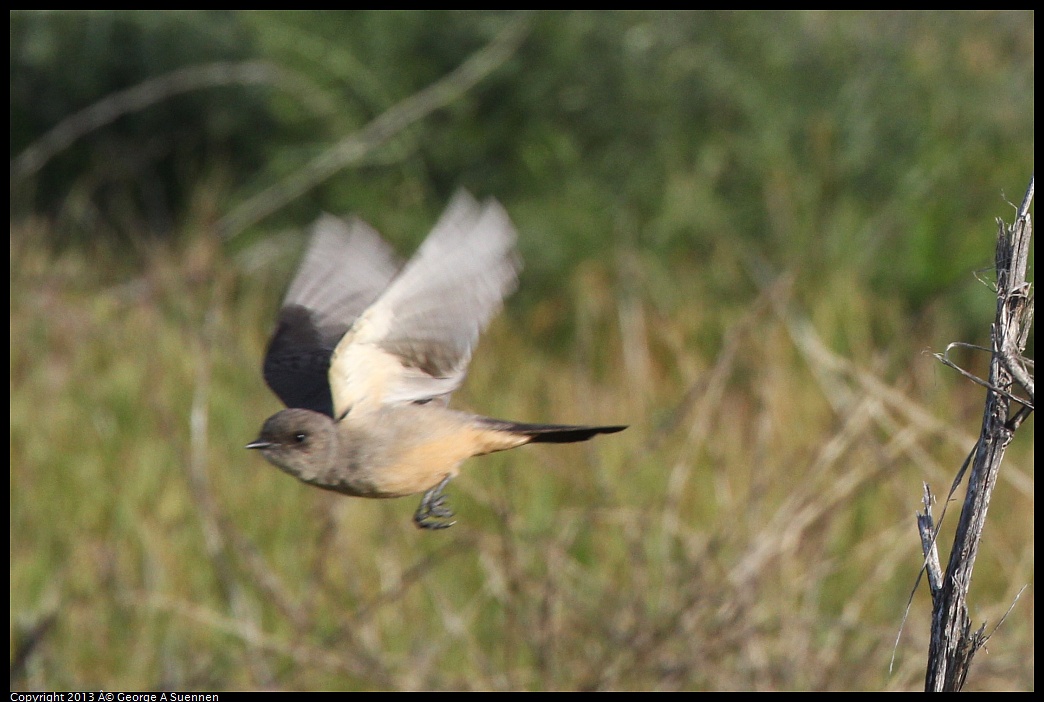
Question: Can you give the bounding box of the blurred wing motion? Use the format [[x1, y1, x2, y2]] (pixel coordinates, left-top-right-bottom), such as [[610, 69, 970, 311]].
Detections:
[[263, 215, 401, 416], [330, 191, 520, 419]]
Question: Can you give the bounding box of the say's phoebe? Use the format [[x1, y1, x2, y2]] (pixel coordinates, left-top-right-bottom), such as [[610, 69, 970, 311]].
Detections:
[[247, 191, 626, 529]]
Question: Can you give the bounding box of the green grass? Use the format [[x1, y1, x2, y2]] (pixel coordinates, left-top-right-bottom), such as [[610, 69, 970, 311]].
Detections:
[[9, 211, 1033, 690]]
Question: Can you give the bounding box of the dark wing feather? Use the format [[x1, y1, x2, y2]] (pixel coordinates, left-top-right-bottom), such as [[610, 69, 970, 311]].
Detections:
[[263, 215, 400, 415]]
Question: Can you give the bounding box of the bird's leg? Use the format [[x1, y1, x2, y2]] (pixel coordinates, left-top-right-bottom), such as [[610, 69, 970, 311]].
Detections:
[[414, 474, 456, 530]]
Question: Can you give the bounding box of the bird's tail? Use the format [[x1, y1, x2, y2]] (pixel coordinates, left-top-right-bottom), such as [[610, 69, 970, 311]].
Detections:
[[479, 418, 627, 444]]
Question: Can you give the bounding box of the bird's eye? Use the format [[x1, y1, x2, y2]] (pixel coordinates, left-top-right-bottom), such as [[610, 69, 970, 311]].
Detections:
[[294, 433, 307, 443]]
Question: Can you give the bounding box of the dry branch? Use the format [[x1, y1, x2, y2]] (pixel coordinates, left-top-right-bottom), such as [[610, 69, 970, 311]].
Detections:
[[10, 61, 319, 185], [216, 16, 532, 240], [921, 176, 1034, 692]]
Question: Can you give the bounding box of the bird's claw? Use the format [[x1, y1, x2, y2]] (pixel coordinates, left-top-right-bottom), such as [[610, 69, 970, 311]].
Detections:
[[414, 475, 456, 530]]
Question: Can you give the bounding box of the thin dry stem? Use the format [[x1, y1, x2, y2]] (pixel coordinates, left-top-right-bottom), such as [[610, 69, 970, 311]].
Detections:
[[922, 177, 1034, 691], [217, 16, 532, 240]]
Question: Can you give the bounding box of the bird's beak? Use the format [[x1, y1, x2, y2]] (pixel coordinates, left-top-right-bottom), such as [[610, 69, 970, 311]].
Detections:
[[246, 439, 273, 450]]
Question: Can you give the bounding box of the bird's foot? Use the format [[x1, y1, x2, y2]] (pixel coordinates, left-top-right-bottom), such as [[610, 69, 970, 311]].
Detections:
[[414, 475, 456, 530]]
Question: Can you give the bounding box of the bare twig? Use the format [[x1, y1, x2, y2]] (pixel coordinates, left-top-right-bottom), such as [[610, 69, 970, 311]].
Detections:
[[916, 485, 944, 598], [892, 484, 949, 675], [9, 603, 58, 687], [933, 342, 1032, 408], [10, 61, 328, 185], [216, 16, 532, 240], [133, 594, 395, 687], [922, 176, 1034, 691]]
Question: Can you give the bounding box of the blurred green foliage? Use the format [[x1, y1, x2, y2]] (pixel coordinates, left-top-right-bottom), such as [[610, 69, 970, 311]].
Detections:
[[11, 11, 276, 234], [10, 11, 1033, 318]]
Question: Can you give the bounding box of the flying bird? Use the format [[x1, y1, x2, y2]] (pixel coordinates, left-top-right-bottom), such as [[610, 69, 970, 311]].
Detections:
[[248, 191, 626, 529]]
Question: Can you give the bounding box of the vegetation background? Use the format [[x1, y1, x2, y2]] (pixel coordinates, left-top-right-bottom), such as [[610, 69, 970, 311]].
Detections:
[[10, 10, 1034, 691]]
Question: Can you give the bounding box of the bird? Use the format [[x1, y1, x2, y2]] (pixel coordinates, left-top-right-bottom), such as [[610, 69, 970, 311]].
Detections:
[[247, 190, 626, 529]]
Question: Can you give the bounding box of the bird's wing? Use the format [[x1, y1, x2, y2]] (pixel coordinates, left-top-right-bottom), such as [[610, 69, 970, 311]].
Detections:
[[329, 190, 519, 419], [263, 214, 401, 416]]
